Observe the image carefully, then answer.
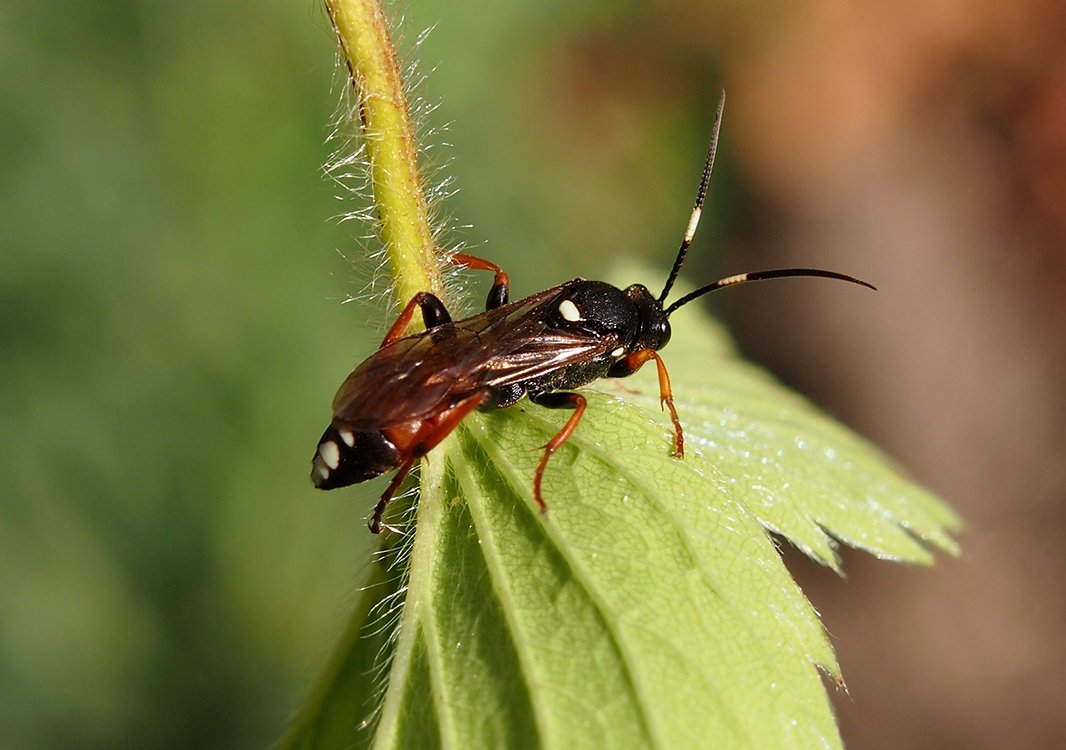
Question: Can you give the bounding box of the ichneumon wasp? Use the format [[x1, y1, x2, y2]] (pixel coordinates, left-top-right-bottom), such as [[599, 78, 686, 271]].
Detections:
[[311, 93, 874, 533]]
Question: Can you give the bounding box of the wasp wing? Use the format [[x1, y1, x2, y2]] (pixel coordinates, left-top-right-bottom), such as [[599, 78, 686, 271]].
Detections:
[[330, 282, 619, 429]]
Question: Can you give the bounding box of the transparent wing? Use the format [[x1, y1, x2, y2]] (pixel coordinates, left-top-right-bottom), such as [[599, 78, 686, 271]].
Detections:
[[331, 282, 618, 429]]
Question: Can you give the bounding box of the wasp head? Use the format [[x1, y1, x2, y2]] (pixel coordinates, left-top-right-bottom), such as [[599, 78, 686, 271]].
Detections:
[[624, 283, 671, 352]]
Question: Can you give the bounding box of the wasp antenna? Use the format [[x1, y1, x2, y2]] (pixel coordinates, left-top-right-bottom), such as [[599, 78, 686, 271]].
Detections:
[[664, 268, 876, 317], [659, 90, 727, 305]]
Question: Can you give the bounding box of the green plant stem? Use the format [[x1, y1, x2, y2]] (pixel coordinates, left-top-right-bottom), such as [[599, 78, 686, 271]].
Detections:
[[326, 0, 442, 314], [278, 6, 443, 747], [277, 556, 400, 750]]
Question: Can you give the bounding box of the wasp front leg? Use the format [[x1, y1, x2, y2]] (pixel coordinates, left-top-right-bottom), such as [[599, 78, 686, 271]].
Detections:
[[608, 349, 684, 458]]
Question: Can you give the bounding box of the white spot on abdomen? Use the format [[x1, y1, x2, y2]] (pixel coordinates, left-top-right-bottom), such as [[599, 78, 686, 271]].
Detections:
[[339, 429, 355, 447], [319, 441, 341, 470]]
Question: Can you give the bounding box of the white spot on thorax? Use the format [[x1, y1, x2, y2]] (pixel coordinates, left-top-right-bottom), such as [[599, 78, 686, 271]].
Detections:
[[319, 441, 341, 470], [338, 429, 355, 447], [611, 346, 625, 357], [558, 299, 581, 322]]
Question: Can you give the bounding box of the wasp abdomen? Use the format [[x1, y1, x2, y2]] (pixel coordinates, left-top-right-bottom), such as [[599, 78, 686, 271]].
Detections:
[[311, 423, 401, 490]]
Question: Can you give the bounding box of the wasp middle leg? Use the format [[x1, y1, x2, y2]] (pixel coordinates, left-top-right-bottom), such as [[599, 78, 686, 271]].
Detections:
[[528, 391, 587, 515]]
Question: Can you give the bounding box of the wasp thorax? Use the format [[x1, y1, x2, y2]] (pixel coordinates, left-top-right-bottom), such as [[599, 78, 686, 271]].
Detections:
[[552, 281, 640, 339]]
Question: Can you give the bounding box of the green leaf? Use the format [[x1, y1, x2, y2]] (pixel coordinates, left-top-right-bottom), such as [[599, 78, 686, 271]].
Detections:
[[634, 297, 961, 571], [282, 295, 960, 750], [301, 3, 962, 747]]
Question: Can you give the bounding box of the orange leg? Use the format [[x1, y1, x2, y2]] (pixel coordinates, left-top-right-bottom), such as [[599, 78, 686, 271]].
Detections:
[[369, 390, 489, 533], [451, 252, 510, 309], [528, 391, 587, 515], [612, 349, 684, 458], [381, 252, 511, 347], [369, 457, 418, 534], [379, 292, 451, 348], [649, 351, 684, 458]]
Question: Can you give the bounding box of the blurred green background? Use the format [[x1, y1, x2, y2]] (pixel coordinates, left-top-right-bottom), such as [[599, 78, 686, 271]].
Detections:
[[4, 1, 1065, 748]]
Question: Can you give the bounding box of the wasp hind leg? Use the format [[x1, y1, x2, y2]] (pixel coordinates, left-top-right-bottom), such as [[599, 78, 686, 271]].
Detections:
[[528, 391, 587, 516], [369, 391, 491, 534], [381, 251, 510, 346], [380, 292, 452, 347], [369, 457, 418, 534], [451, 252, 510, 310]]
